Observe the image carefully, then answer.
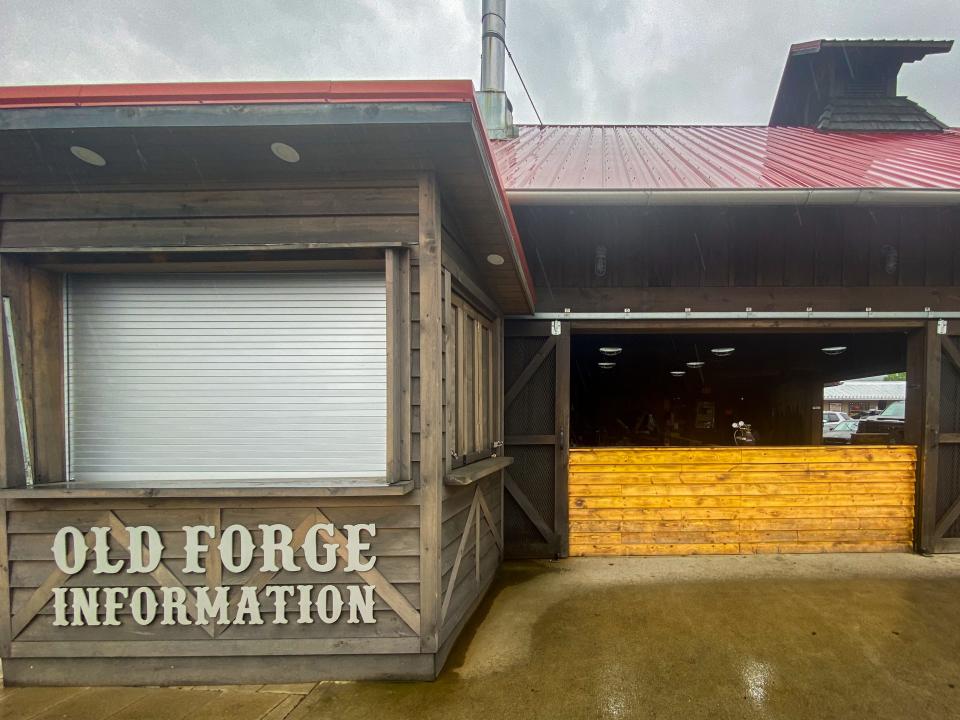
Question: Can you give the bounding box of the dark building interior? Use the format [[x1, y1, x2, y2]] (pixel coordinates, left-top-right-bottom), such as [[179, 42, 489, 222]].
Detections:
[[570, 330, 907, 447]]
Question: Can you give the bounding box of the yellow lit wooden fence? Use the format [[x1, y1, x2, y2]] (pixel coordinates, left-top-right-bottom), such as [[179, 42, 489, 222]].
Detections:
[[569, 446, 916, 556]]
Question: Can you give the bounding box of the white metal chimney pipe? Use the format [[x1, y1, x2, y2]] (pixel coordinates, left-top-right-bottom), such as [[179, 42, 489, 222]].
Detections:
[[480, 0, 507, 92]]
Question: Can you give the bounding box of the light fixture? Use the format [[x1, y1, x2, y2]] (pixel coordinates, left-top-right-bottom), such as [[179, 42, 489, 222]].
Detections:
[[69, 145, 106, 167], [711, 347, 735, 357], [670, 370, 686, 377], [881, 244, 898, 275], [598, 346, 622, 357], [594, 245, 607, 277], [486, 253, 505, 266], [821, 346, 847, 356], [598, 362, 616, 369], [686, 361, 705, 369], [270, 142, 300, 163]]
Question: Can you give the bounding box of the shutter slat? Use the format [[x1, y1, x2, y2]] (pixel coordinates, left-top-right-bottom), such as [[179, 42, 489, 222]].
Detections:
[[67, 272, 387, 482]]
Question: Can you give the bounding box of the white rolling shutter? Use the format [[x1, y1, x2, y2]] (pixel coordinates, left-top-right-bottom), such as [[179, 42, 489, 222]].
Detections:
[[66, 272, 386, 483]]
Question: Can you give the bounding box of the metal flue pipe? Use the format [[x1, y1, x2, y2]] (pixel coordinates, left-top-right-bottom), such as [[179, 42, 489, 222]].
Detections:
[[480, 0, 507, 92]]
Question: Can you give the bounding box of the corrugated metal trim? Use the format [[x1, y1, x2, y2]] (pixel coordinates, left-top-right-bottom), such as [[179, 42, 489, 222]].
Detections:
[[824, 381, 906, 402], [493, 125, 960, 191]]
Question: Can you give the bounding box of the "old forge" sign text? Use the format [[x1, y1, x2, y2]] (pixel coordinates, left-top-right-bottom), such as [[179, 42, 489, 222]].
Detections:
[[49, 522, 379, 628]]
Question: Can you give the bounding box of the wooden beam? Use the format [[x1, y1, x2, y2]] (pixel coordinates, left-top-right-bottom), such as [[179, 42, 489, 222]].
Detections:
[[417, 172, 444, 653]]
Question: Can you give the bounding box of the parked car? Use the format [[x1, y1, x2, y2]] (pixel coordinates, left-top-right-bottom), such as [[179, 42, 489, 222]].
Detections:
[[822, 410, 852, 432], [823, 419, 860, 444], [854, 400, 905, 443]]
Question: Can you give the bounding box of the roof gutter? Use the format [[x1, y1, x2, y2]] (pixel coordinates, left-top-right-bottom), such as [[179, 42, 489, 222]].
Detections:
[[506, 188, 960, 207]]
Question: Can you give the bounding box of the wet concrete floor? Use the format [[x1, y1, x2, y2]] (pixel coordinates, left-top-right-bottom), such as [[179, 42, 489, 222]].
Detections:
[[2, 553, 960, 719]]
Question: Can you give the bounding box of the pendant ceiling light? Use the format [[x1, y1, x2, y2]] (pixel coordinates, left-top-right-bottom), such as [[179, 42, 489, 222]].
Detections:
[[670, 370, 686, 377], [711, 347, 735, 357], [821, 346, 847, 356], [599, 346, 622, 356], [598, 362, 616, 369], [686, 361, 705, 369]]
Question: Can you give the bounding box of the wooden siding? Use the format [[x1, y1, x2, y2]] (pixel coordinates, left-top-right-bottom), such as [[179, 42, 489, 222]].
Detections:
[[438, 475, 502, 650], [518, 205, 960, 313], [569, 446, 916, 556], [0, 187, 419, 253], [0, 175, 509, 683], [3, 497, 422, 661]]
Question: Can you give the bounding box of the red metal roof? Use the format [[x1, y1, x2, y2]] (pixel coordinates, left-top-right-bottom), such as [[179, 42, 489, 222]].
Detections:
[[492, 125, 960, 191], [0, 80, 478, 108]]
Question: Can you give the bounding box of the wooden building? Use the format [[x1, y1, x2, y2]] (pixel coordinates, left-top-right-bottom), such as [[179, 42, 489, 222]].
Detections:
[[0, 20, 959, 685], [0, 81, 531, 684]]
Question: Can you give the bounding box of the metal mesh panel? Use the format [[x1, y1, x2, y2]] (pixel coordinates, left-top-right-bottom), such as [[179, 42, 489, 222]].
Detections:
[[940, 340, 960, 434], [506, 445, 556, 530], [505, 340, 556, 435]]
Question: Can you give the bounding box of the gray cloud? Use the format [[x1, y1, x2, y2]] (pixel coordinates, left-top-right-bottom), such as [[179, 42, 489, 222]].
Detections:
[[2, 0, 957, 126]]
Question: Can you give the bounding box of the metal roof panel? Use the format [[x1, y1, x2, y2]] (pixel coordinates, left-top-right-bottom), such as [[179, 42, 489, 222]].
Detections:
[[492, 125, 960, 191]]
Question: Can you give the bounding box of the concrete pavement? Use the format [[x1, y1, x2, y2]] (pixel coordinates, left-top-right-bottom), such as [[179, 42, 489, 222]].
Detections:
[[3, 553, 960, 719]]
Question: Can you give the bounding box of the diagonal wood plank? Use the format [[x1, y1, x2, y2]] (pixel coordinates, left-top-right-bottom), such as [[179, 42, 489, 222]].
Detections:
[[314, 509, 421, 634], [505, 471, 555, 544], [477, 487, 504, 552], [228, 510, 320, 597], [941, 335, 960, 373], [505, 336, 556, 408], [106, 512, 216, 638], [934, 492, 960, 540], [440, 489, 479, 623], [10, 525, 104, 638]]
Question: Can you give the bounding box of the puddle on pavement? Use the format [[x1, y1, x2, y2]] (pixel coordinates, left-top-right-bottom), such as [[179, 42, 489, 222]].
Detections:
[[291, 565, 960, 720]]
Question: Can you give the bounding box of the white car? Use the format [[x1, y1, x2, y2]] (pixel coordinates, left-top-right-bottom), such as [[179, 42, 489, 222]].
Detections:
[[822, 411, 852, 432]]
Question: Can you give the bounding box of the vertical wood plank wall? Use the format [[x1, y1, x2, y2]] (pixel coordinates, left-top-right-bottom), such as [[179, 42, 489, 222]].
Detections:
[[569, 446, 916, 556]]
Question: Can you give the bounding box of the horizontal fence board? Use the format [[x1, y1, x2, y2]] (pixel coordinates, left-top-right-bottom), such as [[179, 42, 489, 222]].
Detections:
[[569, 446, 915, 557]]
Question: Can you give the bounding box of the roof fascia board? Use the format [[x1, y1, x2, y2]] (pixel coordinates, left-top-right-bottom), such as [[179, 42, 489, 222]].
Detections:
[[467, 113, 536, 312], [0, 101, 475, 132]]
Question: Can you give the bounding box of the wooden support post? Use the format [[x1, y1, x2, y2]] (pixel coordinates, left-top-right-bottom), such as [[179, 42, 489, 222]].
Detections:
[[919, 320, 941, 554], [386, 248, 411, 483], [493, 316, 505, 554], [554, 322, 570, 558], [418, 173, 444, 653], [443, 271, 455, 473]]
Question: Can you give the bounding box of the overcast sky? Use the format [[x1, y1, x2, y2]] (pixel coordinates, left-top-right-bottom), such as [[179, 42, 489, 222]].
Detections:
[[2, 0, 958, 126]]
